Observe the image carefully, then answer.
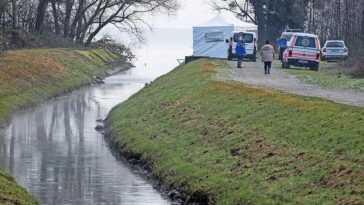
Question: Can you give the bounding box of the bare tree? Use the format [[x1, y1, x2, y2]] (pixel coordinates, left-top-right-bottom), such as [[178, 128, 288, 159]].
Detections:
[[0, 0, 178, 47], [11, 0, 17, 28], [213, 0, 363, 54], [63, 0, 74, 37], [306, 0, 364, 54], [34, 0, 48, 32], [51, 0, 59, 34], [212, 0, 308, 46]]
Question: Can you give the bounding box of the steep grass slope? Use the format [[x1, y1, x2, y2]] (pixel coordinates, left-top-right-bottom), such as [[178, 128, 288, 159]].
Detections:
[[0, 48, 118, 205], [0, 48, 116, 121], [107, 59, 364, 205]]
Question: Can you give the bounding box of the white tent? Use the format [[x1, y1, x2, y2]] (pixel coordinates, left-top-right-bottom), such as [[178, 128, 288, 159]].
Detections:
[[193, 14, 258, 59]]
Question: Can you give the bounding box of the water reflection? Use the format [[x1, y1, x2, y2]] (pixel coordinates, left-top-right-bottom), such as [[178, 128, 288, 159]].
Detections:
[[0, 47, 192, 204]]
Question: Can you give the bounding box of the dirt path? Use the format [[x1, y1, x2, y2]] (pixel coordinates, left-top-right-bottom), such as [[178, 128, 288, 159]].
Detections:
[[227, 61, 364, 107]]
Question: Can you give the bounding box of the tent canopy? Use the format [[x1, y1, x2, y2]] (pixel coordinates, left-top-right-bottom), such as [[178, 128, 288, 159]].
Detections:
[[195, 13, 257, 31], [193, 14, 257, 58], [195, 15, 233, 27]]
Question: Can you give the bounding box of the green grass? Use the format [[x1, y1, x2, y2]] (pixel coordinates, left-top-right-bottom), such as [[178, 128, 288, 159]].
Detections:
[[0, 48, 118, 205], [0, 48, 118, 121], [78, 48, 117, 65], [282, 62, 364, 91], [0, 169, 39, 205], [108, 59, 364, 205]]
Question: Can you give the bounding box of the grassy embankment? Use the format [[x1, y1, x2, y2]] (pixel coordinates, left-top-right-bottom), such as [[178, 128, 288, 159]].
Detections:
[[0, 169, 39, 205], [0, 48, 118, 205], [282, 62, 364, 91], [107, 59, 364, 205]]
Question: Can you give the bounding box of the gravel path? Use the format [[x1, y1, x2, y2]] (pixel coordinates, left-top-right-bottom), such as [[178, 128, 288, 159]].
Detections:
[[227, 61, 364, 107]]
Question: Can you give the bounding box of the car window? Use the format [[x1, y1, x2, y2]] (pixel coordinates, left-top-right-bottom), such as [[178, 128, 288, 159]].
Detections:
[[242, 34, 254, 43], [326, 42, 344, 47], [295, 36, 316, 48], [234, 33, 254, 43], [234, 33, 243, 42]]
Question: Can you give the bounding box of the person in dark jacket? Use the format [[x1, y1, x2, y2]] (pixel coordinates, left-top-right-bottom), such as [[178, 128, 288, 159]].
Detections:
[[228, 37, 233, 60], [278, 37, 287, 61], [236, 42, 246, 68]]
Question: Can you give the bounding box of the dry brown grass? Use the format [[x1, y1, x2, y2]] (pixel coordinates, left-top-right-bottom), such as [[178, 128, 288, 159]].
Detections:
[[339, 56, 364, 78]]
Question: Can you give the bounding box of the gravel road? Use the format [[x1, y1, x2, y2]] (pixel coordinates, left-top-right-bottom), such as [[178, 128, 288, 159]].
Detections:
[[227, 61, 364, 107]]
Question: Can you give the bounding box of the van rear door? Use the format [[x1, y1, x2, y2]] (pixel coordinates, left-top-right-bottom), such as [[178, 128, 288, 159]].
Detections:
[[233, 32, 255, 56], [242, 33, 254, 55]]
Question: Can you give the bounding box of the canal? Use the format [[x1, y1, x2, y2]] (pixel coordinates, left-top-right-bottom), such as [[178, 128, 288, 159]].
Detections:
[[0, 48, 190, 205]]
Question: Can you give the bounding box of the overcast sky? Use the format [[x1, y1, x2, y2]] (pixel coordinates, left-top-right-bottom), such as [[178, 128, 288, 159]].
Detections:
[[98, 0, 219, 47], [148, 0, 216, 29]]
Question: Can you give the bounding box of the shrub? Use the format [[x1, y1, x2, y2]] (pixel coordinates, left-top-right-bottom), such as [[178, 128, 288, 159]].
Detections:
[[92, 35, 134, 63], [339, 56, 364, 78], [0, 31, 8, 54]]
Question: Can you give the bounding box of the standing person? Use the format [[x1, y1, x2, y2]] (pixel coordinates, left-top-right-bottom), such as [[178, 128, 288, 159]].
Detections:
[[261, 40, 275, 74], [278, 37, 287, 61], [235, 41, 246, 68], [228, 37, 233, 60]]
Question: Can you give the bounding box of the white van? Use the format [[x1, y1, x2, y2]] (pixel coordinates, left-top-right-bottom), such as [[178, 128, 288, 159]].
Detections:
[[228, 32, 257, 62]]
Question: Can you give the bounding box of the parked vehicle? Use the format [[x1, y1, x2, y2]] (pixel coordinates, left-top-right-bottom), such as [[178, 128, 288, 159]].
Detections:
[[228, 32, 257, 62], [280, 29, 303, 43], [282, 33, 321, 71], [321, 40, 348, 61], [278, 29, 303, 60]]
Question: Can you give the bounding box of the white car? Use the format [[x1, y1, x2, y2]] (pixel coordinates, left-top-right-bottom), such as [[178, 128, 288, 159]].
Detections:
[[321, 40, 348, 61]]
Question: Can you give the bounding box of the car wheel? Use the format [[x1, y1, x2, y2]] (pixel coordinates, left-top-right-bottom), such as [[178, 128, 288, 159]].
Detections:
[[281, 62, 285, 68], [282, 62, 290, 69], [310, 64, 319, 71]]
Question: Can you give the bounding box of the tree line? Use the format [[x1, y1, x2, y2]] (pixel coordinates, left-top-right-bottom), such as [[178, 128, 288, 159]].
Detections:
[[0, 0, 178, 47], [306, 0, 364, 53], [213, 0, 364, 54]]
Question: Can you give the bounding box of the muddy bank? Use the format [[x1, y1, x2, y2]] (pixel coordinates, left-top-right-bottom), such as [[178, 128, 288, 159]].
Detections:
[[103, 125, 209, 205]]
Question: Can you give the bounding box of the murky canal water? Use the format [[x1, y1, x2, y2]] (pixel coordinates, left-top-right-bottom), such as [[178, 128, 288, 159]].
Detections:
[[0, 48, 191, 205]]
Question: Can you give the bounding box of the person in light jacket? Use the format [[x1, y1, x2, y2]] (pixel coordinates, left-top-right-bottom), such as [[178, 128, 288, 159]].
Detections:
[[261, 40, 275, 74]]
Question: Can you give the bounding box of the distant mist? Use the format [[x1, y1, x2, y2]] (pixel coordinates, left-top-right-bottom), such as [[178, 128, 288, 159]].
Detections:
[[145, 28, 192, 49], [97, 26, 192, 50]]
